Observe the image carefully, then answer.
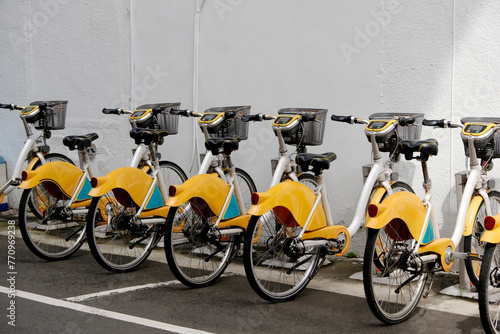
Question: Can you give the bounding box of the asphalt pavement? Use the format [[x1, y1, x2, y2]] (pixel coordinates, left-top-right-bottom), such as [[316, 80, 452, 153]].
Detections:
[[0, 211, 484, 333]]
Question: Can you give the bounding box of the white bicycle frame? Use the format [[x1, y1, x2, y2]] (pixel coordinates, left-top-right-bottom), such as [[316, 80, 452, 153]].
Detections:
[[269, 118, 405, 242], [408, 123, 499, 260], [0, 116, 55, 196]]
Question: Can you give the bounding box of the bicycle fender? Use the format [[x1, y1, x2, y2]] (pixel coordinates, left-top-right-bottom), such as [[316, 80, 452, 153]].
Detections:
[[89, 167, 156, 207], [167, 173, 231, 217], [481, 213, 500, 243], [19, 161, 84, 199], [418, 238, 455, 271], [248, 180, 326, 231], [463, 195, 483, 236], [365, 191, 427, 240]]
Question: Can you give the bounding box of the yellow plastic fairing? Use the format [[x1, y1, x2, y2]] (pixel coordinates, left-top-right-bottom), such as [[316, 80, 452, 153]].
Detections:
[[88, 167, 155, 206], [481, 213, 500, 244], [19, 161, 84, 199], [167, 173, 230, 217], [463, 195, 483, 236], [366, 191, 427, 242], [248, 180, 326, 231]]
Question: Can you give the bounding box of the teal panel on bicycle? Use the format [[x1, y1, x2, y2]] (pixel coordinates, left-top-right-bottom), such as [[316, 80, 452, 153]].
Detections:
[[422, 218, 435, 244], [145, 185, 163, 210], [76, 178, 93, 201], [223, 193, 240, 219]]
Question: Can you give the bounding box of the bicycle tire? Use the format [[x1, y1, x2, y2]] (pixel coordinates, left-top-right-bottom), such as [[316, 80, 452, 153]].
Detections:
[[18, 183, 85, 260], [233, 167, 257, 212], [164, 203, 237, 287], [86, 161, 187, 273], [28, 153, 75, 219], [363, 227, 428, 324], [479, 242, 500, 334], [464, 190, 500, 288], [243, 211, 322, 303]]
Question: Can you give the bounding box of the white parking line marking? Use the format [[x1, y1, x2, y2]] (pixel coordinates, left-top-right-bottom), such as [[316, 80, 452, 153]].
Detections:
[[0, 286, 214, 334], [64, 280, 182, 302]]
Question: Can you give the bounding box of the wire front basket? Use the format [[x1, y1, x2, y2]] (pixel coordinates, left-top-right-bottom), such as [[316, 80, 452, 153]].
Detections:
[[30, 100, 67, 130], [277, 108, 328, 146], [136, 103, 181, 133], [202, 106, 250, 140]]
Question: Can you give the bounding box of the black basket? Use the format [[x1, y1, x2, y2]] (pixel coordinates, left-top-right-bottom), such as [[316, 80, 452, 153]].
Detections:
[[30, 101, 67, 130], [136, 103, 180, 133], [201, 106, 250, 140], [277, 108, 328, 146]]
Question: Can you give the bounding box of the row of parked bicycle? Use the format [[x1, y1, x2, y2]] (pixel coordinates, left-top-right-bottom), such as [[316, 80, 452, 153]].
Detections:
[[2, 100, 500, 332]]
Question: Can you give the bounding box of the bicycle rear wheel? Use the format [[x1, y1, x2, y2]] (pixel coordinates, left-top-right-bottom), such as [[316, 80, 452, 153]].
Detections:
[[479, 242, 500, 334], [243, 211, 323, 303], [465, 190, 500, 288], [363, 227, 427, 324], [18, 184, 85, 260], [164, 202, 237, 287]]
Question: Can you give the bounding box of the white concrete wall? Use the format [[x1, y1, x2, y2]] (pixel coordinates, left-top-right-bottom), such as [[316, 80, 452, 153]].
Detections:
[[1, 0, 500, 255]]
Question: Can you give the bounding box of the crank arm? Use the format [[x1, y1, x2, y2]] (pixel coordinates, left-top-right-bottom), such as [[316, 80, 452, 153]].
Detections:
[[286, 255, 313, 275]]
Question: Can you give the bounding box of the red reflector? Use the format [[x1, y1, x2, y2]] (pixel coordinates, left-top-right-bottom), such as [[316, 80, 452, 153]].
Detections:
[[367, 204, 378, 217], [21, 171, 28, 181], [169, 186, 177, 197], [251, 193, 259, 205], [485, 216, 496, 231], [90, 177, 98, 188]]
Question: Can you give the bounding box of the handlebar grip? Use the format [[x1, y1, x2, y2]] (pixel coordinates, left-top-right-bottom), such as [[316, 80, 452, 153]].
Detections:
[[37, 103, 48, 110], [0, 104, 13, 109], [302, 114, 317, 122], [422, 119, 446, 127], [170, 109, 190, 116], [241, 114, 264, 122], [331, 115, 357, 124], [398, 116, 415, 126], [102, 108, 123, 115]]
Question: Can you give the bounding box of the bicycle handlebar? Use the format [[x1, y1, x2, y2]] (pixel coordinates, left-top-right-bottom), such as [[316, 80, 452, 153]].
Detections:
[[423, 119, 461, 128], [102, 108, 132, 115], [331, 115, 358, 124], [398, 116, 415, 127], [241, 113, 275, 122], [170, 109, 201, 117]]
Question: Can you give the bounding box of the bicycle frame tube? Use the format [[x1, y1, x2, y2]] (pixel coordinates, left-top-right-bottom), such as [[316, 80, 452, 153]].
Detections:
[[198, 151, 213, 175], [452, 168, 480, 247], [129, 144, 149, 168], [347, 160, 384, 236], [2, 136, 38, 195]]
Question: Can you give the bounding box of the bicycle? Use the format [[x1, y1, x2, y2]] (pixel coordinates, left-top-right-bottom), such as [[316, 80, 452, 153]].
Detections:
[[85, 103, 188, 272], [363, 117, 500, 324], [243, 111, 420, 302], [18, 132, 99, 260], [0, 101, 73, 206], [163, 106, 258, 287]]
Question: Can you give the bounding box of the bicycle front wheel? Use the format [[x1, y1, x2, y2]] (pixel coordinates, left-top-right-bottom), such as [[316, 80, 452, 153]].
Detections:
[[363, 227, 428, 324], [479, 242, 500, 334], [164, 203, 237, 287], [465, 190, 500, 288], [234, 167, 257, 211], [158, 161, 188, 191], [18, 185, 85, 260], [243, 211, 322, 303], [86, 191, 160, 273]]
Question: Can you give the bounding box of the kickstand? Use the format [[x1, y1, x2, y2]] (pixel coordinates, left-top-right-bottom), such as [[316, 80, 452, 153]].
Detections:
[[423, 273, 435, 299]]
